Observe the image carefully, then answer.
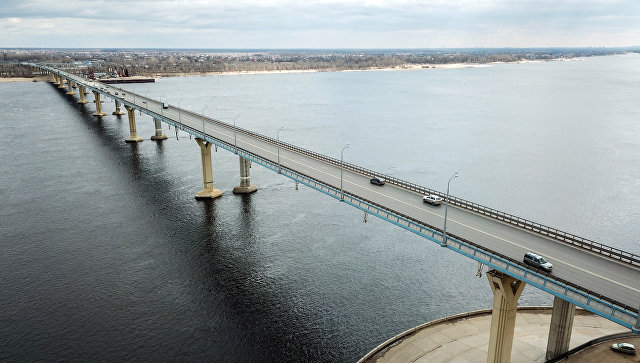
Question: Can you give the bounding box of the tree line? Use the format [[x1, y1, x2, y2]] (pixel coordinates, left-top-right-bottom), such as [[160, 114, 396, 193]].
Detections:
[[1, 48, 636, 78]]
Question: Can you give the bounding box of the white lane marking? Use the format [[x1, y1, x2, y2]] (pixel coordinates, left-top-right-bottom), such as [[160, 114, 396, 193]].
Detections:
[[208, 127, 640, 294]]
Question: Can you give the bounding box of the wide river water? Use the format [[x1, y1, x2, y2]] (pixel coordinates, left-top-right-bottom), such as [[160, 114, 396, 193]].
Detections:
[[1, 54, 639, 361]]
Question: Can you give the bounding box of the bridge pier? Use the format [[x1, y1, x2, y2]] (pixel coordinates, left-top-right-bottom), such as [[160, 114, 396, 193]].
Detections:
[[233, 156, 257, 194], [124, 106, 143, 143], [91, 91, 106, 117], [150, 118, 168, 140], [195, 138, 222, 200], [545, 297, 575, 360], [58, 77, 67, 89], [113, 100, 125, 115], [77, 86, 88, 104], [486, 270, 525, 363], [66, 80, 75, 95], [50, 74, 57, 84]]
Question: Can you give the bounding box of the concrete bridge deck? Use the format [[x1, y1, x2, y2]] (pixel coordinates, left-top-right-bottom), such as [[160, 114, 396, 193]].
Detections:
[[34, 65, 640, 361]]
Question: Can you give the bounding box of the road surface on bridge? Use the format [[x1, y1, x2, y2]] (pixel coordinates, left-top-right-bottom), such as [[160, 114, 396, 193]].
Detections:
[[37, 66, 640, 329], [132, 94, 640, 310]]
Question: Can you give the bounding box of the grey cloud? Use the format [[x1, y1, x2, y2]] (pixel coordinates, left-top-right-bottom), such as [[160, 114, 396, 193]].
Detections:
[[1, 0, 638, 47]]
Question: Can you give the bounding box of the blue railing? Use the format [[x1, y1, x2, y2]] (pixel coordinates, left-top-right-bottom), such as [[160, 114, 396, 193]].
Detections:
[[39, 65, 640, 332]]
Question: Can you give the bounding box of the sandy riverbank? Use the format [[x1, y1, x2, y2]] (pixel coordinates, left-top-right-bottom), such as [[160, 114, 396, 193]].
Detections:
[[0, 75, 50, 83], [153, 62, 491, 78], [2, 58, 578, 82]]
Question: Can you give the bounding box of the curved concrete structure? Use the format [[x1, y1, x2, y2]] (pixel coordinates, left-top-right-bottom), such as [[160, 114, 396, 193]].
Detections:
[[359, 307, 631, 363]]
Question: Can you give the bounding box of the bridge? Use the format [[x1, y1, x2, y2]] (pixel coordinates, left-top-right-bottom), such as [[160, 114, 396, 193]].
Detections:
[[31, 64, 639, 362]]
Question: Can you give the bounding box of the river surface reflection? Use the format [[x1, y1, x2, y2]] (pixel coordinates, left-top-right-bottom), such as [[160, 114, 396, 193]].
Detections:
[[1, 54, 639, 361]]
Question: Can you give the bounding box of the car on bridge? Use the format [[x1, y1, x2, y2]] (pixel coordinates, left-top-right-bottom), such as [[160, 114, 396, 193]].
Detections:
[[370, 177, 385, 186], [423, 194, 444, 205], [611, 342, 636, 355], [523, 252, 553, 272]]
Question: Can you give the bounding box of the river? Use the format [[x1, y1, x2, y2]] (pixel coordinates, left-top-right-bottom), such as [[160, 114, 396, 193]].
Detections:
[[1, 53, 639, 361]]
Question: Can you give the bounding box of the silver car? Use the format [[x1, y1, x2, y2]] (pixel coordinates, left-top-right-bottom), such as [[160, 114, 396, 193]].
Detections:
[[611, 342, 636, 355], [523, 252, 553, 272], [423, 194, 443, 205]]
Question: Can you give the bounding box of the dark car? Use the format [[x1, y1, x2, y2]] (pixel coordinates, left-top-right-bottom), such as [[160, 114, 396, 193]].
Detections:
[[523, 252, 553, 272], [370, 177, 385, 186]]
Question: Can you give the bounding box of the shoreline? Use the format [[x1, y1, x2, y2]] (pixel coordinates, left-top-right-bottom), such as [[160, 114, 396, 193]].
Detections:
[[0, 57, 581, 83]]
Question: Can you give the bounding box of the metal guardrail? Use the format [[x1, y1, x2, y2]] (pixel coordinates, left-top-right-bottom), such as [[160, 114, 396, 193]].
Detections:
[[41, 65, 640, 268], [149, 106, 639, 318], [40, 66, 640, 329], [121, 81, 640, 270], [232, 128, 640, 269], [176, 116, 640, 327]]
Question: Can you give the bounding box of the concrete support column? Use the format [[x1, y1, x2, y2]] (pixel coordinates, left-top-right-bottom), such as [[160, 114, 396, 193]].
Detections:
[[77, 86, 88, 104], [50, 74, 57, 83], [150, 118, 168, 140], [124, 106, 143, 143], [58, 77, 67, 89], [66, 80, 75, 95], [92, 91, 106, 117], [233, 156, 258, 194], [545, 297, 575, 360], [195, 138, 222, 200], [486, 270, 526, 363], [113, 100, 125, 115]]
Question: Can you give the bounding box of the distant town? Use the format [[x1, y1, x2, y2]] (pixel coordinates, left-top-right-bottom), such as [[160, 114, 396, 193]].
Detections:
[[1, 47, 638, 79]]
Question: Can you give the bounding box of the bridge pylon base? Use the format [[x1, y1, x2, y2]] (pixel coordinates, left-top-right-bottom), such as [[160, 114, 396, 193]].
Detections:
[[233, 156, 257, 194], [92, 91, 106, 117], [77, 86, 88, 104], [196, 189, 223, 200], [66, 81, 75, 95], [124, 105, 143, 143], [125, 136, 144, 143], [150, 118, 168, 140], [545, 296, 575, 360], [486, 269, 525, 363], [113, 100, 125, 115], [195, 138, 222, 200]]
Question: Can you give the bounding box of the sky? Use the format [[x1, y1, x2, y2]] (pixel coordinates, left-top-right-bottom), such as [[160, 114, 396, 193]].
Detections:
[[0, 0, 639, 49]]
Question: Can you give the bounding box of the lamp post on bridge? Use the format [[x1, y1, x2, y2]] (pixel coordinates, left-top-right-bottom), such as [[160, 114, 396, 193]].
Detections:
[[201, 106, 207, 134], [340, 144, 350, 201], [277, 126, 285, 174], [442, 171, 458, 247], [233, 114, 240, 154], [177, 99, 183, 130]]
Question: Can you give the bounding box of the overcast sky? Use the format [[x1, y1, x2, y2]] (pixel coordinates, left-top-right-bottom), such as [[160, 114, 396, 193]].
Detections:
[[1, 0, 638, 49]]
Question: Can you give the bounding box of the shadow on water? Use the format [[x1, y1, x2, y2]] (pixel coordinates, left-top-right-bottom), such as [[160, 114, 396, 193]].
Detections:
[[46, 82, 329, 362]]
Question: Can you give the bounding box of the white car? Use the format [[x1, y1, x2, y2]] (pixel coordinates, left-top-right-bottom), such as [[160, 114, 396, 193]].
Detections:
[[423, 194, 444, 205]]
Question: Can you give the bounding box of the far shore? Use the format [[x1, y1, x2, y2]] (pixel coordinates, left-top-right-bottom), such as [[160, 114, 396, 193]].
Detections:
[[1, 57, 581, 83]]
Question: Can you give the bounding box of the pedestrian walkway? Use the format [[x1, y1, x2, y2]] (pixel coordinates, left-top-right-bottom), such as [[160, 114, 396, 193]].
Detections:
[[359, 307, 637, 362]]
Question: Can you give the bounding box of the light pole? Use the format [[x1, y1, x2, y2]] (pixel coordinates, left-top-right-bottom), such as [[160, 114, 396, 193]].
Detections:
[[340, 144, 350, 200], [201, 106, 207, 133], [233, 114, 240, 154], [177, 99, 183, 129], [442, 171, 459, 247], [277, 126, 284, 173]]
